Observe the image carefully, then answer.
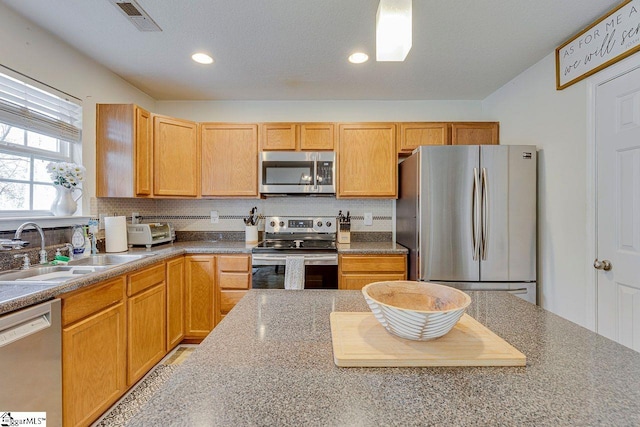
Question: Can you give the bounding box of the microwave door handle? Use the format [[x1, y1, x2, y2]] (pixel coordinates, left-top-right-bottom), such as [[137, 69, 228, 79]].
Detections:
[[313, 155, 318, 191]]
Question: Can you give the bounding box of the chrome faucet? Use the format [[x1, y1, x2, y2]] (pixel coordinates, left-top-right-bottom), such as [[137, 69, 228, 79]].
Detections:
[[14, 222, 47, 264]]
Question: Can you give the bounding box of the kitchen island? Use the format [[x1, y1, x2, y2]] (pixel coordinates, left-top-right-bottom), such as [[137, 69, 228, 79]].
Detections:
[[126, 290, 640, 426]]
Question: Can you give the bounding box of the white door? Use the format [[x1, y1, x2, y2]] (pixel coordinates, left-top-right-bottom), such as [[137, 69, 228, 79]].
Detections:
[[595, 66, 640, 351]]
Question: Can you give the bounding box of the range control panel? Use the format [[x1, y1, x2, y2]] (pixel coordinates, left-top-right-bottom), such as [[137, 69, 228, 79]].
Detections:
[[265, 216, 336, 234]]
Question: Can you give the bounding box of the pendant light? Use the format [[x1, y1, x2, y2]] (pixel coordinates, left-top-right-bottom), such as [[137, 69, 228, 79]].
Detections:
[[376, 0, 412, 62]]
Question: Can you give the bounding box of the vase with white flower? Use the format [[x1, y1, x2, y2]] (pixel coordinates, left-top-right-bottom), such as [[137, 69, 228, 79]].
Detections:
[[47, 161, 85, 216]]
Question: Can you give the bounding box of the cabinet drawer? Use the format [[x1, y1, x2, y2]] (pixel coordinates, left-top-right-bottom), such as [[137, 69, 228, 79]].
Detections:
[[220, 290, 247, 315], [218, 255, 250, 272], [61, 276, 126, 326], [128, 263, 165, 296], [340, 255, 406, 273], [219, 272, 251, 290]]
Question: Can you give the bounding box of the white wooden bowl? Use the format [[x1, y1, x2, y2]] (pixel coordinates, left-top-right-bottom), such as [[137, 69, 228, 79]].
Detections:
[[361, 281, 471, 341]]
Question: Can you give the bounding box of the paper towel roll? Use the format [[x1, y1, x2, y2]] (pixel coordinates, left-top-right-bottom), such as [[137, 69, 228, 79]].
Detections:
[[104, 216, 128, 253]]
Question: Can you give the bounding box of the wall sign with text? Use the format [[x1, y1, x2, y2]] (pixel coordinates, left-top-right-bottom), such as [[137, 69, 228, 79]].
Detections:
[[556, 0, 640, 90]]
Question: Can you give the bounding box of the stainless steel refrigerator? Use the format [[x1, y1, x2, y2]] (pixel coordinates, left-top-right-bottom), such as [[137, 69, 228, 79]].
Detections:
[[397, 145, 537, 303]]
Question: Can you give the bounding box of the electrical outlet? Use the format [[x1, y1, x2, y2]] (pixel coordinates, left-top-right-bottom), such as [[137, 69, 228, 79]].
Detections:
[[132, 212, 140, 224], [210, 210, 219, 224], [98, 214, 106, 230], [364, 212, 373, 226]]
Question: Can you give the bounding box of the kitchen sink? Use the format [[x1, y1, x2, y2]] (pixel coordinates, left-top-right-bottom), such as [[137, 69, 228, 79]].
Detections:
[[0, 265, 111, 283], [67, 253, 156, 266]]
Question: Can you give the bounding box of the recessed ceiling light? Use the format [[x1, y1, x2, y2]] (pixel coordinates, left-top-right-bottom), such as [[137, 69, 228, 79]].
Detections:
[[348, 52, 369, 64], [192, 53, 214, 64]]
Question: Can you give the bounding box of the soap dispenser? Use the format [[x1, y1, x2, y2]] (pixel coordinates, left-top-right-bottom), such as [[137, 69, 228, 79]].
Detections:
[[71, 225, 85, 255]]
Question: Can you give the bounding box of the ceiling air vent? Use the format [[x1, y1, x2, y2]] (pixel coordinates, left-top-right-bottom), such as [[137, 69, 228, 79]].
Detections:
[[108, 0, 162, 32]]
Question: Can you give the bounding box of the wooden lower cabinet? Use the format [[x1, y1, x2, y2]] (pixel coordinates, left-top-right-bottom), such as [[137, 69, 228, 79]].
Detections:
[[338, 254, 407, 290], [126, 263, 166, 386], [184, 255, 216, 339], [61, 277, 127, 427], [166, 256, 185, 351], [216, 254, 251, 323]]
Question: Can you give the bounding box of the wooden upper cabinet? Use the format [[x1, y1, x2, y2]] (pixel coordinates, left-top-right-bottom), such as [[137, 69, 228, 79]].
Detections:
[[201, 123, 259, 197], [451, 122, 499, 145], [398, 122, 449, 154], [96, 104, 152, 197], [261, 123, 297, 150], [261, 123, 335, 151], [153, 115, 199, 197], [299, 123, 335, 150], [337, 123, 397, 198]]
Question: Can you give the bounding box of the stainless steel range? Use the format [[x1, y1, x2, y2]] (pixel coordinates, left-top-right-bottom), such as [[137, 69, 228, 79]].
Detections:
[[251, 216, 338, 289]]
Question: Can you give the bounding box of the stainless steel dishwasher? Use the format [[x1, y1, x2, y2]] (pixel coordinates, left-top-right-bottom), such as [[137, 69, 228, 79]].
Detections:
[[0, 299, 61, 426]]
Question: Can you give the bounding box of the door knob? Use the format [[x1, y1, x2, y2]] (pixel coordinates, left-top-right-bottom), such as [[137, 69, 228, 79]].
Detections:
[[593, 258, 612, 271]]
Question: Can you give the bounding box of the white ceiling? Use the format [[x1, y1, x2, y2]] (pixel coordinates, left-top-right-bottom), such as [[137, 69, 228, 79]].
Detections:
[[0, 0, 621, 101]]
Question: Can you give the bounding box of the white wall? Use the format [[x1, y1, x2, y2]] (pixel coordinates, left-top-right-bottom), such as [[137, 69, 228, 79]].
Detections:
[[482, 52, 589, 326], [156, 100, 485, 122], [0, 3, 156, 213]]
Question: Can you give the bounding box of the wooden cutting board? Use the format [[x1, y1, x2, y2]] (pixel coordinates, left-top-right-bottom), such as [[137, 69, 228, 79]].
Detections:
[[330, 312, 526, 367]]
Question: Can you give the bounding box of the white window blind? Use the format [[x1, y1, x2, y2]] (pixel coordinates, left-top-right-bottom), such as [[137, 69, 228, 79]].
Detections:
[[0, 68, 83, 214], [0, 72, 82, 144]]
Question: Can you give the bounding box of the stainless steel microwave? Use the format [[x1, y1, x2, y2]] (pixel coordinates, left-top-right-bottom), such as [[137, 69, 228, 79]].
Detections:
[[259, 151, 336, 195]]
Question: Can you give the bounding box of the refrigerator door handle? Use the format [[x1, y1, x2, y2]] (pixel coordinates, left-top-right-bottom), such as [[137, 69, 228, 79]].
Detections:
[[472, 167, 481, 261], [481, 167, 488, 260]]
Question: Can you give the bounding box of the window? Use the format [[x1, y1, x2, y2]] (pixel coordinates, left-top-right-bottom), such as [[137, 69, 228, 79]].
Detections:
[[0, 68, 82, 215]]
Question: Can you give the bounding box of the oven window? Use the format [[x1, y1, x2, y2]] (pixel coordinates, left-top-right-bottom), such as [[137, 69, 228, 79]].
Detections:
[[251, 265, 338, 289]]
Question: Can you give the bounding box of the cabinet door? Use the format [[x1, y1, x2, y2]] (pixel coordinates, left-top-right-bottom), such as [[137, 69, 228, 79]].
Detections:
[[451, 122, 499, 145], [153, 115, 199, 196], [300, 123, 335, 150], [337, 123, 397, 198], [261, 123, 297, 150], [127, 283, 166, 385], [398, 122, 449, 153], [134, 106, 153, 196], [185, 255, 216, 339], [96, 104, 136, 198], [201, 123, 259, 197], [62, 302, 126, 427], [166, 257, 185, 351]]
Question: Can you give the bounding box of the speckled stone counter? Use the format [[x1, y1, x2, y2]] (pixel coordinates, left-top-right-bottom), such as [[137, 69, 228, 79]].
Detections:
[[337, 241, 408, 254], [0, 241, 254, 315], [125, 290, 640, 426]]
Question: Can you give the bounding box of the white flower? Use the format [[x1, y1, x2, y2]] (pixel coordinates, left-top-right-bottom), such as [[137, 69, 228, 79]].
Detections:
[[47, 161, 85, 189]]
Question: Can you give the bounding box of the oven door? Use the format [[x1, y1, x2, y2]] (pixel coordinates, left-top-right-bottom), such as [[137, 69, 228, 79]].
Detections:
[[251, 253, 338, 289]]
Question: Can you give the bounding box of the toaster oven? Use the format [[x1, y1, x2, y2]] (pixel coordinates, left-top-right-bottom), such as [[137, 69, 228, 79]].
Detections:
[[127, 223, 175, 248]]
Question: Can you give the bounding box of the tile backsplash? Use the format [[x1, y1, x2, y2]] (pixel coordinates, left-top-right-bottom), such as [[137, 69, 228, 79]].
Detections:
[[93, 197, 393, 232]]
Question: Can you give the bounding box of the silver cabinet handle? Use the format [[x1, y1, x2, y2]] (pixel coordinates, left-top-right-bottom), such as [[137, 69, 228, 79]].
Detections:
[[472, 168, 480, 261], [593, 259, 612, 271]]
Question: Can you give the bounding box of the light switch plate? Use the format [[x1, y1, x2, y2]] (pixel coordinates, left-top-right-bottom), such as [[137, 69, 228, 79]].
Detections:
[[364, 212, 373, 226], [210, 210, 219, 224]]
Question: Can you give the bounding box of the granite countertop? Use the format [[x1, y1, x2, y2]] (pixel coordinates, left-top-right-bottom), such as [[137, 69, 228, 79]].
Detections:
[[0, 241, 254, 315], [0, 240, 406, 315], [126, 290, 640, 426], [337, 241, 407, 254]]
